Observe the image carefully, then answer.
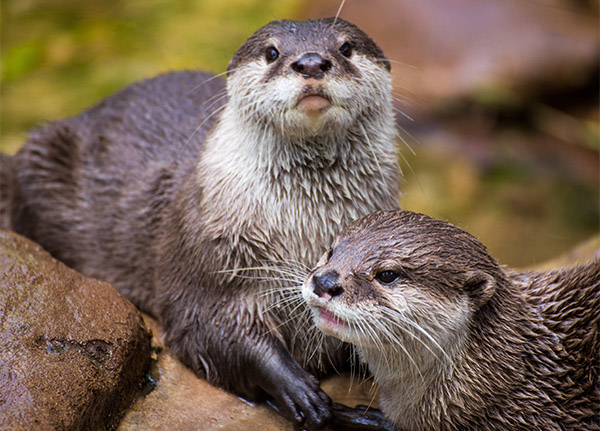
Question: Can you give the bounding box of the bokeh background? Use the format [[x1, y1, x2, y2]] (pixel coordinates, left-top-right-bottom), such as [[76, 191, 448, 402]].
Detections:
[[2, 0, 598, 267]]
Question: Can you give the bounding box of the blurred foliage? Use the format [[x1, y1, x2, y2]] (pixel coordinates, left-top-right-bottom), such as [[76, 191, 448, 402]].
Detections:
[[400, 141, 599, 267], [1, 0, 303, 153]]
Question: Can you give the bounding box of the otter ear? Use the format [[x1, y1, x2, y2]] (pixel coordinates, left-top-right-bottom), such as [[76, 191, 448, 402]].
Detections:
[[463, 271, 496, 309]]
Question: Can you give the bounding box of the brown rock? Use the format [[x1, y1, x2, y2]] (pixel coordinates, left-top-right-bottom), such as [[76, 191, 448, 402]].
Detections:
[[0, 230, 151, 431]]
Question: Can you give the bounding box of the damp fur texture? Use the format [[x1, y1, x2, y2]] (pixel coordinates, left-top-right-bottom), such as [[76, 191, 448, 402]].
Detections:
[[2, 18, 401, 430], [303, 210, 600, 430]]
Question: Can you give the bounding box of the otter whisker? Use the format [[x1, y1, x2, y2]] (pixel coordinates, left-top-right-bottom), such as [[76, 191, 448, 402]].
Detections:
[[214, 262, 307, 279], [177, 103, 228, 157], [372, 57, 419, 69], [358, 122, 386, 187], [395, 126, 417, 156], [261, 286, 302, 301], [347, 321, 377, 389], [304, 323, 326, 368], [260, 257, 312, 275], [260, 290, 303, 304], [383, 309, 453, 365], [200, 90, 228, 113], [392, 105, 415, 122], [355, 310, 427, 384], [185, 67, 243, 96], [332, 0, 347, 25], [391, 97, 413, 109]]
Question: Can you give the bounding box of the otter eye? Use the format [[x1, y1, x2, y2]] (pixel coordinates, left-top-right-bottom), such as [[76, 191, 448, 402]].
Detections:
[[375, 270, 399, 285], [265, 47, 279, 63], [339, 42, 353, 58]]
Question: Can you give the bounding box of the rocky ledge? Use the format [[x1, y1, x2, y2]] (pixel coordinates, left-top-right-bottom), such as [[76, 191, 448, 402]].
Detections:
[[0, 230, 151, 430]]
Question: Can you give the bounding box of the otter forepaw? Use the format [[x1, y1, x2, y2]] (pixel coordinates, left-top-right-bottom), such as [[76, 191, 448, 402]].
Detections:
[[257, 350, 332, 430], [267, 370, 332, 430]]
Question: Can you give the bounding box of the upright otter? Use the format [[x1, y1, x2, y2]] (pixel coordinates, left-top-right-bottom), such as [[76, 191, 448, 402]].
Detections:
[[2, 19, 401, 429], [303, 210, 599, 430]]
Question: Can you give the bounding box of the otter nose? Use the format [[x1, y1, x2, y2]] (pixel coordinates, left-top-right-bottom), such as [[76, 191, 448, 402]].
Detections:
[[291, 53, 332, 79], [312, 271, 344, 299]]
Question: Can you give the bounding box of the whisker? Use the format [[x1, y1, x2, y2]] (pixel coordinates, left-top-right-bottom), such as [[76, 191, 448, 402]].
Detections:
[[384, 309, 453, 365], [200, 89, 228, 111], [358, 122, 386, 187], [393, 105, 414, 121], [186, 70, 228, 96], [372, 57, 420, 70], [333, 0, 346, 25], [185, 66, 250, 96], [177, 103, 228, 157]]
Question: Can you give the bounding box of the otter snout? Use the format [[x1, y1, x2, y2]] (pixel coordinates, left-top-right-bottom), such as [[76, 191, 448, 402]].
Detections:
[[291, 53, 332, 79], [312, 270, 344, 300]]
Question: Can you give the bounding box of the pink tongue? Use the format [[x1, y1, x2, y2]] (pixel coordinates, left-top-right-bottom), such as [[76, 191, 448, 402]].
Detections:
[[297, 95, 331, 112]]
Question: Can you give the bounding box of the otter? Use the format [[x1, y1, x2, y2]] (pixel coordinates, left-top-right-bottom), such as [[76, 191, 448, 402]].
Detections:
[[303, 210, 599, 430], [1, 18, 401, 430]]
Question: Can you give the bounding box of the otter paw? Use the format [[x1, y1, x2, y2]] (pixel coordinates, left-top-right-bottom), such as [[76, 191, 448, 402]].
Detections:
[[267, 372, 332, 430]]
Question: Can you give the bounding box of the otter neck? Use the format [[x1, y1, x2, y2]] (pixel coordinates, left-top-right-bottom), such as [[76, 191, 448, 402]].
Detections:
[[209, 101, 398, 173], [359, 340, 455, 429], [363, 279, 534, 430], [194, 102, 399, 267]]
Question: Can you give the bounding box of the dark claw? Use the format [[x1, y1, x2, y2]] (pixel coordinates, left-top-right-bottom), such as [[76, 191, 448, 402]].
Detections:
[[330, 403, 395, 431]]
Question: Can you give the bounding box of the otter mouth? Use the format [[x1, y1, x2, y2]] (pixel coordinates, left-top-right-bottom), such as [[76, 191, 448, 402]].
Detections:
[[296, 88, 331, 113], [317, 307, 348, 330]]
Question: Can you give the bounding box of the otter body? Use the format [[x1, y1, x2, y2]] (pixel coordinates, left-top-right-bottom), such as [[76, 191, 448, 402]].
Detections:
[[3, 19, 401, 429], [303, 210, 599, 430]]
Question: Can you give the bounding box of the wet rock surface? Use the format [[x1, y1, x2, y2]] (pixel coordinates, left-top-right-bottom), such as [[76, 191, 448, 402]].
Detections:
[[0, 230, 151, 431]]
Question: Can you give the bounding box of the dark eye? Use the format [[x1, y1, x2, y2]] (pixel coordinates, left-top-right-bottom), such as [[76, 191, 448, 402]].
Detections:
[[375, 270, 399, 285], [339, 42, 353, 58], [265, 47, 279, 63]]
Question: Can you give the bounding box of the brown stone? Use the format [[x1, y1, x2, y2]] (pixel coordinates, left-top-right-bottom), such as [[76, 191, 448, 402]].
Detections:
[[0, 230, 151, 431]]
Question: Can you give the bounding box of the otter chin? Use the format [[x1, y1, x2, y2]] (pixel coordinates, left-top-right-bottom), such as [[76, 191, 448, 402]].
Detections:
[[303, 210, 600, 431], [297, 94, 332, 113]]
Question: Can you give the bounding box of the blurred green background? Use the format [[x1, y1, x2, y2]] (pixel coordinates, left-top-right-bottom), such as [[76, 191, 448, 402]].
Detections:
[[1, 0, 598, 267]]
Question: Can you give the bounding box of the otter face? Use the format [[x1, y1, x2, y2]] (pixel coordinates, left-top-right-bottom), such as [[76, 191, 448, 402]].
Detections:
[[302, 210, 500, 367], [226, 18, 392, 138]]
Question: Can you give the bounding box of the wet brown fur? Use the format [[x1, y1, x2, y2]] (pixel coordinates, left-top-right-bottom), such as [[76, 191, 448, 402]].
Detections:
[[304, 210, 600, 430]]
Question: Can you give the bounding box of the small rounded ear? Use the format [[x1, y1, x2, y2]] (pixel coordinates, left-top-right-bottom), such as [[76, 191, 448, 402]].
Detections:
[[464, 270, 496, 309]]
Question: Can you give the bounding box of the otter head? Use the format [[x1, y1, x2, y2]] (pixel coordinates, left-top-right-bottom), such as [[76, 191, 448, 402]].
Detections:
[[302, 210, 502, 372], [226, 18, 392, 138]]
